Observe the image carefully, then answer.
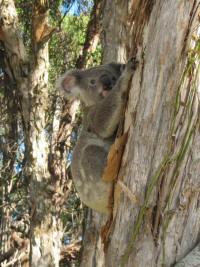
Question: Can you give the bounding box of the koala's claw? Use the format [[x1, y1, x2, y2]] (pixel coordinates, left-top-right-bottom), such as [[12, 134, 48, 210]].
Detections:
[[127, 57, 139, 71]]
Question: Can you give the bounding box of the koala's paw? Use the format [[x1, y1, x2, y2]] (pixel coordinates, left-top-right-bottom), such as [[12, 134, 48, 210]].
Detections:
[[126, 57, 139, 72]]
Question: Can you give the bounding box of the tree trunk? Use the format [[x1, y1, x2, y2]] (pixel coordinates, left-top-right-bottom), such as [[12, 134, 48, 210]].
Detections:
[[0, 1, 64, 266], [28, 2, 63, 266], [0, 72, 20, 264], [0, 71, 16, 253], [80, 1, 200, 266]]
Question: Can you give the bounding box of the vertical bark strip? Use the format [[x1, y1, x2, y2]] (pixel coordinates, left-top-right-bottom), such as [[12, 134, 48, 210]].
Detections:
[[102, 0, 129, 63], [28, 1, 62, 266]]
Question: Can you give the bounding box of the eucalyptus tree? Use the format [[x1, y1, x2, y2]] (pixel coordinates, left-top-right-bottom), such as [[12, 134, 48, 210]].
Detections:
[[80, 1, 200, 267]]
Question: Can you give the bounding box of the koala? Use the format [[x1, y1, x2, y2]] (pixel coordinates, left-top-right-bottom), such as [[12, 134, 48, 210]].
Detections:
[[56, 58, 138, 212]]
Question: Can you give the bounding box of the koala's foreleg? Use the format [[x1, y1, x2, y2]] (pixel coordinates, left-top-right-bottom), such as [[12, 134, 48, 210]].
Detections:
[[87, 58, 138, 139]]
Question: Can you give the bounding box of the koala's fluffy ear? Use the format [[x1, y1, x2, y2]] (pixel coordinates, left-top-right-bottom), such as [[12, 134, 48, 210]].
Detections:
[[108, 62, 126, 76]]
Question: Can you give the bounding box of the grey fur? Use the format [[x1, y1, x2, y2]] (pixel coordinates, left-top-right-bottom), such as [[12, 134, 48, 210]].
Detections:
[[56, 58, 138, 212]]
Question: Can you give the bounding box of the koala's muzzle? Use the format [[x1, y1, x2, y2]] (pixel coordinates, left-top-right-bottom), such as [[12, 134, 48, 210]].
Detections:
[[100, 74, 113, 91]]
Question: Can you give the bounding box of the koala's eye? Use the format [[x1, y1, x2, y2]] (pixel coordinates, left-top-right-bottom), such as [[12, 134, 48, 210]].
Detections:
[[90, 79, 96, 85]]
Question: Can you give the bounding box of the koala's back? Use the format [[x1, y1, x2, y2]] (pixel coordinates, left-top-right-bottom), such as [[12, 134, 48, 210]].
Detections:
[[71, 129, 113, 212]]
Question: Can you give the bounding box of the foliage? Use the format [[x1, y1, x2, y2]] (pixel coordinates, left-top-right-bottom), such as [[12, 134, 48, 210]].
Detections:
[[49, 13, 101, 86], [49, 14, 90, 86]]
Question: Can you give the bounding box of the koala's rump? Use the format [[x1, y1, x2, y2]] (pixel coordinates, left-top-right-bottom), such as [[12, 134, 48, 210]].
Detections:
[[71, 131, 113, 212]]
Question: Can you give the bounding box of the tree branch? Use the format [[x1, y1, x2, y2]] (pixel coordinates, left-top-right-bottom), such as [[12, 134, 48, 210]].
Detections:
[[75, 0, 104, 69]]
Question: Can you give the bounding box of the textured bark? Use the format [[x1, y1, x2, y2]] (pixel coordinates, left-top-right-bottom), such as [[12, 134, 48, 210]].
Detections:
[[0, 1, 64, 266], [0, 51, 20, 264], [175, 242, 200, 266], [80, 1, 200, 266], [27, 2, 63, 266], [80, 210, 107, 267], [102, 0, 129, 63]]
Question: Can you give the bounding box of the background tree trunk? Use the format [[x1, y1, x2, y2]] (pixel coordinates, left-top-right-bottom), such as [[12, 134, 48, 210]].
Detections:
[[0, 74, 18, 264], [28, 2, 63, 266], [0, 1, 63, 266], [80, 1, 200, 266]]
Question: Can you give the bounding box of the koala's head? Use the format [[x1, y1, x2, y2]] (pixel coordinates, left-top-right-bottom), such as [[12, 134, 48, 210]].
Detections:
[[56, 63, 125, 107]]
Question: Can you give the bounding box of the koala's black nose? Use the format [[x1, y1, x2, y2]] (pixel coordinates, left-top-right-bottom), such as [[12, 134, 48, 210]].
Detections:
[[99, 74, 112, 91]]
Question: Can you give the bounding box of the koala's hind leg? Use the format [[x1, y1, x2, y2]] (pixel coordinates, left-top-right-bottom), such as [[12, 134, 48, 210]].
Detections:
[[74, 144, 112, 212], [81, 145, 108, 182]]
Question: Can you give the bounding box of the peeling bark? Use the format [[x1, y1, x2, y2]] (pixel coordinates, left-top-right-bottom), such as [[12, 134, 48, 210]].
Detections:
[[80, 1, 200, 266]]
